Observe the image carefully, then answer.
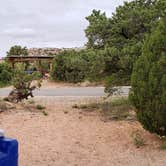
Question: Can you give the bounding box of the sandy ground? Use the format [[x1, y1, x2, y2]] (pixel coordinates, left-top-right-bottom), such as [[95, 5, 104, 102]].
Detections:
[[0, 97, 166, 166], [41, 80, 77, 88], [41, 80, 102, 88], [2, 79, 103, 90]]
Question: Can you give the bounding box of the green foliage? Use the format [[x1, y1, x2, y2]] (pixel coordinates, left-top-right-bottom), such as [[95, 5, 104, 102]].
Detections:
[[36, 104, 45, 110], [42, 110, 48, 116], [85, 0, 166, 86], [8, 68, 41, 102], [0, 62, 13, 86], [51, 49, 97, 83], [51, 47, 131, 83], [51, 0, 166, 85], [7, 45, 28, 56], [28, 99, 35, 104], [85, 9, 110, 49], [109, 0, 160, 46], [12, 69, 41, 89], [39, 61, 50, 73], [129, 17, 166, 136]]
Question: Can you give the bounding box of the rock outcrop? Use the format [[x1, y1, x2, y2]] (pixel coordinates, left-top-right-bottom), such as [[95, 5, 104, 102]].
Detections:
[[28, 48, 61, 56]]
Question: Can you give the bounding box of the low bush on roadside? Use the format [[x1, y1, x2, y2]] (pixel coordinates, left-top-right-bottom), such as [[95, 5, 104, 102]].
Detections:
[[7, 69, 41, 102], [51, 50, 92, 83], [50, 48, 131, 84]]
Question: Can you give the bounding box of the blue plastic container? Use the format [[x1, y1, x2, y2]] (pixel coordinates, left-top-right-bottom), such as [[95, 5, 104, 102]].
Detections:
[[0, 137, 18, 166]]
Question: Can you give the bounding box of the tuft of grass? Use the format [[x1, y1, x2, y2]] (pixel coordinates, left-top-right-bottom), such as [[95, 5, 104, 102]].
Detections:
[[101, 98, 132, 120], [36, 104, 46, 110], [72, 104, 79, 109], [72, 102, 100, 111], [73, 97, 134, 121], [42, 110, 48, 116], [28, 99, 35, 104], [132, 132, 145, 148]]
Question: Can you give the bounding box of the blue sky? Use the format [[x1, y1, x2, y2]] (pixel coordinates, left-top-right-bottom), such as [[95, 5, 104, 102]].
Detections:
[[0, 0, 127, 57]]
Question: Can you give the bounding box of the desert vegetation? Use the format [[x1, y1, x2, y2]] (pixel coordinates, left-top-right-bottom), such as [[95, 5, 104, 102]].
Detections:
[[50, 0, 166, 137], [0, 0, 165, 137], [129, 16, 166, 136], [0, 62, 13, 87], [0, 0, 166, 165], [7, 45, 28, 57], [51, 0, 165, 86], [73, 97, 135, 121], [7, 69, 41, 102]]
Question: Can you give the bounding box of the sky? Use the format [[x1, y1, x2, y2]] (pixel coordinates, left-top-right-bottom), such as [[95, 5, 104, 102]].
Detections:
[[0, 0, 126, 57]]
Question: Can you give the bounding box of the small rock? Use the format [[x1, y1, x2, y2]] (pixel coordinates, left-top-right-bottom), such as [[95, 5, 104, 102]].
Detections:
[[79, 80, 91, 87], [5, 102, 16, 109], [0, 101, 16, 113], [126, 116, 134, 121]]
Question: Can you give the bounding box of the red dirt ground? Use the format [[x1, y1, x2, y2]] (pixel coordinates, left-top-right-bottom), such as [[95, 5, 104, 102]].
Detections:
[[0, 97, 166, 166]]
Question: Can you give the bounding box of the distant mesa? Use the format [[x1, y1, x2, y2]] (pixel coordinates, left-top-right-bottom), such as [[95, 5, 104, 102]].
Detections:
[[27, 47, 86, 56], [28, 48, 62, 56]]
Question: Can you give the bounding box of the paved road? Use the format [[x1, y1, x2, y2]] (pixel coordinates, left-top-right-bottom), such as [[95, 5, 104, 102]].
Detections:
[[0, 86, 130, 97]]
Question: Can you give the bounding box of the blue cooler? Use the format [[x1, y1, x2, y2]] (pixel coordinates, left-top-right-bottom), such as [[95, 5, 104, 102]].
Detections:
[[0, 130, 18, 166]]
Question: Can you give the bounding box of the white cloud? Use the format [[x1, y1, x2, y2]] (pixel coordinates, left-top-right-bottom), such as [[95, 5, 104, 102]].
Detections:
[[3, 28, 36, 38], [0, 0, 126, 57]]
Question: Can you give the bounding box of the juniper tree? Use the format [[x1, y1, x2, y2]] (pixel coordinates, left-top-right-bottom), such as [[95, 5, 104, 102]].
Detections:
[[130, 17, 166, 136]]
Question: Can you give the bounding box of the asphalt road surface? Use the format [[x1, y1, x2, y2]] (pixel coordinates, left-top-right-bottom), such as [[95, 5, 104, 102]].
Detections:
[[0, 86, 130, 97]]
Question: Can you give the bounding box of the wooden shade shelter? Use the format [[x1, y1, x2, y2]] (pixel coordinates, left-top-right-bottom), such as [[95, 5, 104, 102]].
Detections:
[[7, 55, 54, 72]]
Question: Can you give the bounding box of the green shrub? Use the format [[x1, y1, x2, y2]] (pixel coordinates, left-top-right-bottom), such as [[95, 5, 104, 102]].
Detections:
[[7, 45, 28, 57], [51, 48, 129, 84], [7, 69, 41, 102], [36, 104, 45, 110], [51, 49, 100, 83], [42, 110, 48, 116], [51, 50, 88, 83], [0, 62, 13, 86], [132, 131, 145, 148], [129, 17, 166, 136], [28, 99, 35, 104]]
